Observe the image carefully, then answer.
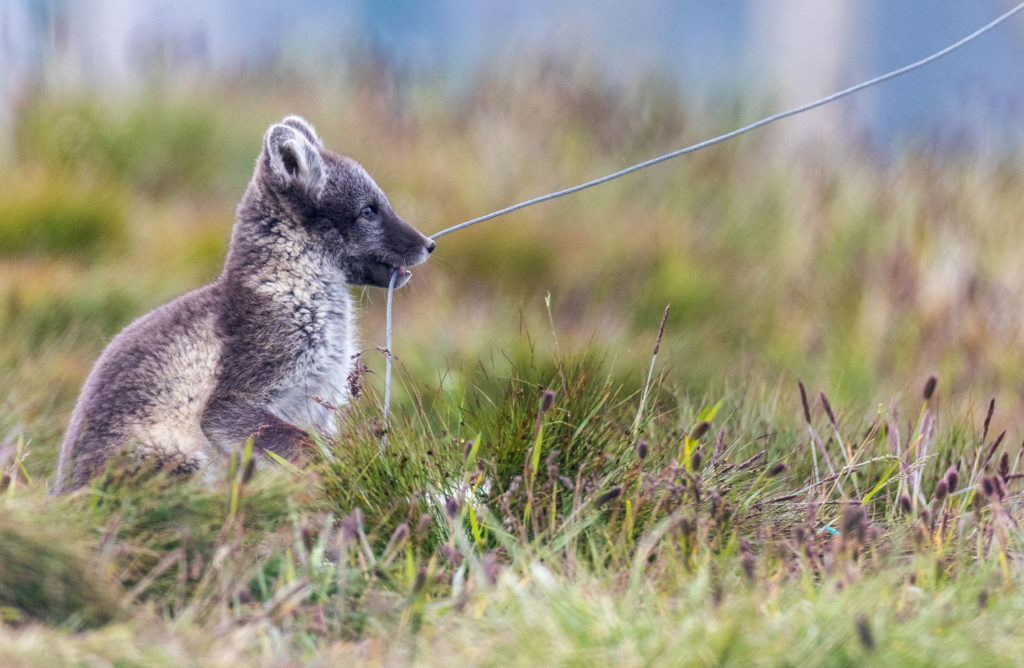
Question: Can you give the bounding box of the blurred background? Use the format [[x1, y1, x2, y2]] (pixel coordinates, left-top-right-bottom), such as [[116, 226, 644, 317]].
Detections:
[[3, 1, 1024, 155], [2, 0, 1024, 475]]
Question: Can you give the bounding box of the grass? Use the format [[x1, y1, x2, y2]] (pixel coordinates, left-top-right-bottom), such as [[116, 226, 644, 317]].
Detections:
[[2, 58, 1024, 664], [4, 351, 1024, 665]]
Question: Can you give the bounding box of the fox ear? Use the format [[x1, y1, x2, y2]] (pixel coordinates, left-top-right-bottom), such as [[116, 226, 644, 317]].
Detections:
[[280, 115, 322, 147], [262, 122, 325, 197]]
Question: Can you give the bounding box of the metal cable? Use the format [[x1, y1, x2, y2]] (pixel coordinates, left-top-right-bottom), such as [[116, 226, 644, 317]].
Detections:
[[430, 1, 1024, 241], [380, 2, 1024, 447], [381, 270, 397, 449]]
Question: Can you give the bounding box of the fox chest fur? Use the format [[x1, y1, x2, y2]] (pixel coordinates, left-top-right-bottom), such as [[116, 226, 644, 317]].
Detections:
[[228, 245, 357, 435], [54, 115, 434, 493]]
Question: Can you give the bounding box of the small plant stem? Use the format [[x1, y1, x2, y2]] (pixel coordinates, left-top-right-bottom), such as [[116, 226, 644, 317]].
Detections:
[[633, 305, 670, 438], [545, 292, 570, 400], [807, 424, 820, 484]]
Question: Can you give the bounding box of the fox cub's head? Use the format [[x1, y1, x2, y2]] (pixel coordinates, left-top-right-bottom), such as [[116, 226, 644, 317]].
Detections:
[[252, 115, 434, 288]]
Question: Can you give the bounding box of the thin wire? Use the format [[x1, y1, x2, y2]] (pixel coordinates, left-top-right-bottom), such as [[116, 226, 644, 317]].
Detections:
[[381, 270, 397, 449], [430, 0, 1024, 241], [381, 2, 1024, 445]]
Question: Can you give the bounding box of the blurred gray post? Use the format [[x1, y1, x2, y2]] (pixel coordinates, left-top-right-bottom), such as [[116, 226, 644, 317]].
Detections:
[[0, 1, 33, 162], [748, 0, 867, 150]]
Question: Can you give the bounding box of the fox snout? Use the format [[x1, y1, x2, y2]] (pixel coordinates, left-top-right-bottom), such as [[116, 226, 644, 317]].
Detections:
[[382, 214, 434, 288], [343, 211, 434, 289], [391, 215, 435, 266]]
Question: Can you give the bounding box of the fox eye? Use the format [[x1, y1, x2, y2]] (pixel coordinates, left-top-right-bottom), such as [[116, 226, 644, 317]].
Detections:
[[361, 204, 378, 218]]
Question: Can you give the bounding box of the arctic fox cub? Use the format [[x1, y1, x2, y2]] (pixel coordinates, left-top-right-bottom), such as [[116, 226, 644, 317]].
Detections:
[[53, 116, 434, 492]]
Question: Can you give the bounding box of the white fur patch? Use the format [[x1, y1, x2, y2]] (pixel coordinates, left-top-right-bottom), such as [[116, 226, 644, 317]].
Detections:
[[267, 289, 355, 436], [130, 312, 222, 462]]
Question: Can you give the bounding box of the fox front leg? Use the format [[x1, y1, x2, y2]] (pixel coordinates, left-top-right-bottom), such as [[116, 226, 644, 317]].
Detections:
[[201, 397, 316, 466]]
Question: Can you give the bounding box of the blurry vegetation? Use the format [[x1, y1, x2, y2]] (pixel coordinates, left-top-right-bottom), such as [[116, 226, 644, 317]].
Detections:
[[0, 500, 119, 627], [14, 96, 242, 195], [0, 176, 126, 259], [2, 55, 1024, 663]]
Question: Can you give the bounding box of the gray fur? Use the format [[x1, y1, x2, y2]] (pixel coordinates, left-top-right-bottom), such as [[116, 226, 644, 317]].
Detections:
[[53, 116, 434, 493]]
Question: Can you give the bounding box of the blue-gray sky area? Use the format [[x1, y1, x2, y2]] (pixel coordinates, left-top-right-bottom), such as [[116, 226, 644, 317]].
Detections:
[[2, 0, 1023, 153]]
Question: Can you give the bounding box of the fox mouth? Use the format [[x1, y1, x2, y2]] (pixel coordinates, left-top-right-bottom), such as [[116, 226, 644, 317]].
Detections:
[[360, 260, 412, 289], [348, 245, 432, 289], [374, 246, 432, 288], [389, 265, 413, 287]]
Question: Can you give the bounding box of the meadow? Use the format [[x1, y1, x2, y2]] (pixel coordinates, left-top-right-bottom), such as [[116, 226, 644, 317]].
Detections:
[[2, 60, 1024, 665]]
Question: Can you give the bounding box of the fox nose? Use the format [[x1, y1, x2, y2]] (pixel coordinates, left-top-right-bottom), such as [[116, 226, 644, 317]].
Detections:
[[426, 239, 436, 254]]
